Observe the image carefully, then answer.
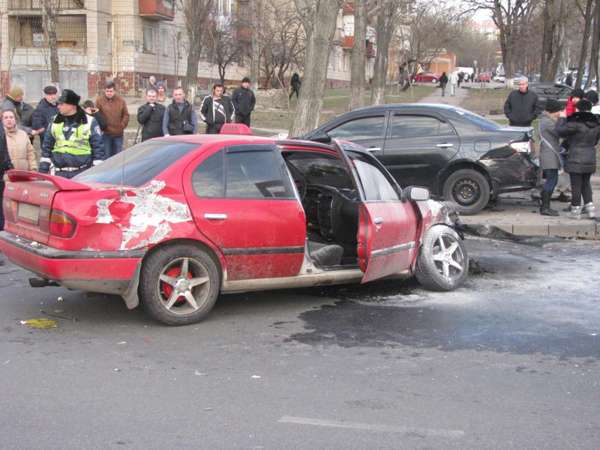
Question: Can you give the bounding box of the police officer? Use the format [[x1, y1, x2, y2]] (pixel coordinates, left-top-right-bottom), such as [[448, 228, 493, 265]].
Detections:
[[39, 89, 104, 178]]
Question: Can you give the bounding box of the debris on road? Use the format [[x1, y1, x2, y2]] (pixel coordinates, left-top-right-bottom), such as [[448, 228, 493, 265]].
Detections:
[[20, 318, 58, 329]]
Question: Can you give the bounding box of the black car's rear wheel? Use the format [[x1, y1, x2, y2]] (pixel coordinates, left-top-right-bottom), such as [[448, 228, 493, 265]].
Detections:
[[140, 245, 220, 326], [443, 169, 490, 215]]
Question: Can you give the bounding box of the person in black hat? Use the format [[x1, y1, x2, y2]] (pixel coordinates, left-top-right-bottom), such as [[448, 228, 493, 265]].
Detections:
[[584, 90, 599, 115], [232, 77, 256, 127], [39, 89, 104, 178], [31, 85, 59, 153], [538, 99, 563, 216]]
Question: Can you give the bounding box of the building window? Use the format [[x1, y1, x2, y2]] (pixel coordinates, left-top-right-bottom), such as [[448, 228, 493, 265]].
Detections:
[[161, 28, 169, 56], [9, 15, 87, 49], [107, 21, 113, 54], [143, 21, 157, 54]]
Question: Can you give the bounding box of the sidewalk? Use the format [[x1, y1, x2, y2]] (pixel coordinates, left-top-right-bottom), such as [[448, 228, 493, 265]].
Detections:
[[417, 83, 468, 106]]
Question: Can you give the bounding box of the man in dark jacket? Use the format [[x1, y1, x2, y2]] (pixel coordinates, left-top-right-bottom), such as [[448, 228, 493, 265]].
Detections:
[[39, 89, 104, 178], [200, 84, 235, 134], [137, 88, 165, 141], [555, 99, 600, 219], [1, 86, 37, 137], [31, 86, 58, 140], [232, 77, 256, 127], [504, 78, 540, 126], [162, 87, 197, 136], [290, 73, 301, 100]]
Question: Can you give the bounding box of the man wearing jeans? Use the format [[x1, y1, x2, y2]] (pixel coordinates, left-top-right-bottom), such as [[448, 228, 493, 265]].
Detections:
[[95, 81, 129, 158]]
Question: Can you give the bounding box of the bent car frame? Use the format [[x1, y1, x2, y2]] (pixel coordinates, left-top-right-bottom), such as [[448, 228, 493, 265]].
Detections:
[[0, 135, 468, 325]]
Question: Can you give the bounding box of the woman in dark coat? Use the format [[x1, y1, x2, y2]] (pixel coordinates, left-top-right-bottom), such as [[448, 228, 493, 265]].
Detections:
[[555, 99, 600, 219], [538, 100, 563, 216], [439, 72, 448, 97]]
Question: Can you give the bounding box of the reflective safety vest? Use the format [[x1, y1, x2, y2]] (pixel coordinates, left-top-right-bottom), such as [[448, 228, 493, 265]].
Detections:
[[50, 116, 93, 156]]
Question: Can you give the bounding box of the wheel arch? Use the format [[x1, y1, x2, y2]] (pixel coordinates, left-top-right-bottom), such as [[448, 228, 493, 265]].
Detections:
[[436, 160, 493, 197]]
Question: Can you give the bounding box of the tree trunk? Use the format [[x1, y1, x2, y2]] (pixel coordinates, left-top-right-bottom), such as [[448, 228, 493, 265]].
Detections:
[[370, 0, 394, 105], [349, 0, 367, 110], [288, 1, 340, 137], [41, 0, 59, 84], [576, 0, 594, 87], [250, 0, 261, 91], [181, 0, 213, 97], [586, 0, 600, 89], [184, 41, 202, 97], [540, 0, 566, 82]]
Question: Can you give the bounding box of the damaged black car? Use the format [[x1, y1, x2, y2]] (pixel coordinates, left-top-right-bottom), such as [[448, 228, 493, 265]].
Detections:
[[303, 104, 538, 215]]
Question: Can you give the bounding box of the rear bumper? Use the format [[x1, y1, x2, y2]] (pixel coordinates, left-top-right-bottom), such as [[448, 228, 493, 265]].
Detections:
[[0, 231, 142, 294], [484, 154, 538, 195]]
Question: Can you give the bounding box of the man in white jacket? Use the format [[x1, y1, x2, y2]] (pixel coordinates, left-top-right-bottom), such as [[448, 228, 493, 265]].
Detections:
[[449, 71, 459, 97]]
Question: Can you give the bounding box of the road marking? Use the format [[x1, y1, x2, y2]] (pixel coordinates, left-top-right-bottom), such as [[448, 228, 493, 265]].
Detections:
[[278, 416, 464, 438]]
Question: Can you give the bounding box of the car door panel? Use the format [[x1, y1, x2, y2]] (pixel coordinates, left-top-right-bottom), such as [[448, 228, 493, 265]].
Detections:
[[326, 115, 387, 154], [381, 113, 460, 189], [184, 145, 306, 281]]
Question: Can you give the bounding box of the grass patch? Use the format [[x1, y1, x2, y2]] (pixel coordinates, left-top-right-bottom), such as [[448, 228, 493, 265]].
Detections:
[[252, 85, 435, 131], [461, 87, 511, 115]]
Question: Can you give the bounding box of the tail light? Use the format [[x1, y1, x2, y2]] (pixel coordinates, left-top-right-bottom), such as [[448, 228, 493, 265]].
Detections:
[[48, 210, 77, 238], [2, 198, 18, 223], [510, 141, 531, 153]]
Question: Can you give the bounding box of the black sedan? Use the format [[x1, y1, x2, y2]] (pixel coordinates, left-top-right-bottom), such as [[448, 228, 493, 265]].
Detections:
[[529, 83, 572, 109], [303, 103, 538, 215]]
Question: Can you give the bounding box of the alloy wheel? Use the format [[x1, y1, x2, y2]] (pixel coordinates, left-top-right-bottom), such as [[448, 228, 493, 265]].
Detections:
[[157, 257, 211, 315]]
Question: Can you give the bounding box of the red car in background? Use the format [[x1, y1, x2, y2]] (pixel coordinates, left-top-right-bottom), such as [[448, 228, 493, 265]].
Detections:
[[0, 134, 468, 325], [412, 72, 440, 83], [475, 72, 492, 82]]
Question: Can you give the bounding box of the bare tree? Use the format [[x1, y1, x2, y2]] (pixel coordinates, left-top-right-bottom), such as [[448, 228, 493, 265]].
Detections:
[[179, 0, 214, 96], [349, 0, 367, 110], [288, 0, 343, 136], [249, 0, 262, 90], [574, 0, 594, 87], [370, 0, 398, 105], [41, 0, 60, 84], [464, 0, 539, 78], [207, 22, 242, 84], [586, 0, 600, 88], [540, 0, 568, 81]]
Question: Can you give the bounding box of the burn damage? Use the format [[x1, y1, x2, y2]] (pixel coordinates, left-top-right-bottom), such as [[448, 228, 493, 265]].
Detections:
[[94, 180, 193, 250]]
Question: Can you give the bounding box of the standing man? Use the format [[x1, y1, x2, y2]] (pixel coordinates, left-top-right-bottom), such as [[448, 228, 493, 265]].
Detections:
[[162, 87, 197, 136], [95, 81, 129, 157], [503, 77, 540, 127], [31, 85, 59, 148], [138, 88, 166, 141], [289, 73, 301, 100], [449, 71, 459, 97], [439, 72, 449, 97], [39, 89, 104, 178], [1, 86, 37, 136], [232, 77, 256, 127], [200, 84, 234, 134]]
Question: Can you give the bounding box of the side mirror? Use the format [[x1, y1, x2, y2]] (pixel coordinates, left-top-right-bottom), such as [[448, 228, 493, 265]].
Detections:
[[309, 131, 332, 144], [402, 186, 430, 202]]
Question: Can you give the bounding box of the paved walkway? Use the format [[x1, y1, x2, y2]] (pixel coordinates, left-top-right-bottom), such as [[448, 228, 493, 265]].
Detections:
[[417, 83, 469, 106]]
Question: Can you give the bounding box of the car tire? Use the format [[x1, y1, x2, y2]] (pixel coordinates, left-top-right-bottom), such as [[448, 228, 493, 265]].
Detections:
[[140, 245, 221, 326], [415, 225, 468, 292], [442, 169, 490, 215]]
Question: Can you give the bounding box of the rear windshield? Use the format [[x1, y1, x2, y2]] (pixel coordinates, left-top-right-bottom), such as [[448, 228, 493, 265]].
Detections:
[[75, 141, 199, 187], [453, 108, 501, 131]]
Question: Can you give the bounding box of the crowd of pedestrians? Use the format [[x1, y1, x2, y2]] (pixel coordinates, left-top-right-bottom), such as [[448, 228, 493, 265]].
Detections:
[[505, 77, 600, 220]]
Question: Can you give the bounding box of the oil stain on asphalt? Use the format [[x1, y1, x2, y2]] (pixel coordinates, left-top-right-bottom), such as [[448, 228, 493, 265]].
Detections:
[[288, 240, 600, 360]]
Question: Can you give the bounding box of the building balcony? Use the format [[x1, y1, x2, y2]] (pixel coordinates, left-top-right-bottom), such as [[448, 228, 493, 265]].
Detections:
[[139, 0, 175, 21]]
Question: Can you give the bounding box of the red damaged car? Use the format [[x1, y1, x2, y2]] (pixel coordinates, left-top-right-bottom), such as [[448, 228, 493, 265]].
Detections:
[[0, 135, 468, 325]]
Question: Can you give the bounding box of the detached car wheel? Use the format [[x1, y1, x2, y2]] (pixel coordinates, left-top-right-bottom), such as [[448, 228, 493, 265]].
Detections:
[[415, 225, 468, 292], [140, 245, 220, 326], [443, 169, 490, 215]]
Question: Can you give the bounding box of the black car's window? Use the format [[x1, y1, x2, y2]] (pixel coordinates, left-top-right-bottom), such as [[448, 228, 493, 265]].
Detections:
[[388, 115, 456, 139], [192, 146, 295, 199], [349, 152, 399, 201], [453, 108, 501, 131], [284, 152, 354, 189], [75, 141, 198, 187], [327, 116, 385, 140]]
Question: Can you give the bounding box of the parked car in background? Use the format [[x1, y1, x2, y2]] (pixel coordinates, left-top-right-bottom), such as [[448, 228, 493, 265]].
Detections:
[[475, 72, 492, 82], [303, 104, 537, 215], [412, 73, 440, 83], [528, 83, 573, 110], [0, 133, 468, 325], [493, 75, 506, 83]]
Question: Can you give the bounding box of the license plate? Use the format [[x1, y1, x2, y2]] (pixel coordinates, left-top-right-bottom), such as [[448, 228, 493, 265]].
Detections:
[[17, 203, 40, 224]]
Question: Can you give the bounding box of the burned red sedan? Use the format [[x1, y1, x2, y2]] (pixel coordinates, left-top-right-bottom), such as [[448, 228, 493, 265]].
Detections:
[[0, 135, 468, 325]]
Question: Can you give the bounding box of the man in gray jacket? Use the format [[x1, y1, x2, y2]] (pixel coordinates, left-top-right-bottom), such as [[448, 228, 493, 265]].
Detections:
[[538, 99, 563, 216]]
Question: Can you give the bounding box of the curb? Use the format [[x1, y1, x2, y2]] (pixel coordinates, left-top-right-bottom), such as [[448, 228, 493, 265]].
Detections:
[[465, 222, 600, 240]]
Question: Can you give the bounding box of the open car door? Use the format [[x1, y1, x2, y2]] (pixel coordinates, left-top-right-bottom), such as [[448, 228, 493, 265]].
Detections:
[[332, 140, 419, 283]]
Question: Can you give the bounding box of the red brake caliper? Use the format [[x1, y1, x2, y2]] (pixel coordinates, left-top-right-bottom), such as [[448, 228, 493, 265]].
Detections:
[[160, 266, 193, 305]]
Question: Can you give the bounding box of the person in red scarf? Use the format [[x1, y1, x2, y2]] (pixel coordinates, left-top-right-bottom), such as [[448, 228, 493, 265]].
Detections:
[[565, 88, 585, 117]]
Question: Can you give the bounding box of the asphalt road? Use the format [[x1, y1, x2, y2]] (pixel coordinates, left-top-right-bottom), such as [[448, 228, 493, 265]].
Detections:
[[1, 238, 599, 450]]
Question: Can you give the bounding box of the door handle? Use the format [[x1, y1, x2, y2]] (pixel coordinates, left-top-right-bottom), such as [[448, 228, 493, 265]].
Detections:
[[367, 147, 381, 152], [373, 217, 384, 225], [436, 143, 454, 148], [204, 213, 228, 220]]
